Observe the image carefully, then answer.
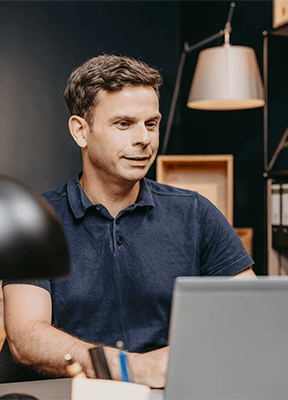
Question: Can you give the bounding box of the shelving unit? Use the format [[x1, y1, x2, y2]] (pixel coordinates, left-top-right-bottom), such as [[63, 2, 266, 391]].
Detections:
[[263, 23, 288, 275]]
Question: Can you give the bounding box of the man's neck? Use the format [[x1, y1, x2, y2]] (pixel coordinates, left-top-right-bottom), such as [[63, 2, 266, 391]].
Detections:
[[79, 173, 141, 218]]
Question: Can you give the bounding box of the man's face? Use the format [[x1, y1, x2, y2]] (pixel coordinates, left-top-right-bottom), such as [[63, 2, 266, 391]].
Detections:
[[83, 85, 161, 185]]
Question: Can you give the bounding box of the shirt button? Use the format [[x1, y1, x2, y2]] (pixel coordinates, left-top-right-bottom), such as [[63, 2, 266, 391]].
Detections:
[[116, 219, 120, 225], [95, 204, 102, 211], [116, 238, 122, 245]]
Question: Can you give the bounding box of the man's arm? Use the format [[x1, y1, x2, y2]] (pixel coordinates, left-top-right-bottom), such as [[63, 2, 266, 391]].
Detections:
[[232, 266, 257, 279], [3, 284, 168, 388], [3, 284, 96, 378]]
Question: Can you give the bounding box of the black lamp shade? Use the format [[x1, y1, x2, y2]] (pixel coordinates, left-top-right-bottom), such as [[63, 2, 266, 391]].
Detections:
[[0, 176, 70, 279]]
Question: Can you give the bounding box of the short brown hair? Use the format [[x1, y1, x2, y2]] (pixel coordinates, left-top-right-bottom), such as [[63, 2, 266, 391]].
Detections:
[[64, 54, 163, 126]]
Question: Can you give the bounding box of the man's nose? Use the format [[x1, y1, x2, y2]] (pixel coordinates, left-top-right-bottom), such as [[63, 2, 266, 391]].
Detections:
[[132, 125, 151, 147]]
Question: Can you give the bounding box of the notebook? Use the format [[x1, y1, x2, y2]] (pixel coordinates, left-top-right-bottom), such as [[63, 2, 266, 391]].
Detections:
[[165, 276, 288, 400]]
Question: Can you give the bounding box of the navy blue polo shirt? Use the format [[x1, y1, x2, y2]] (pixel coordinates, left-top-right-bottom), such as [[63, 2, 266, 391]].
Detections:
[[3, 176, 254, 353]]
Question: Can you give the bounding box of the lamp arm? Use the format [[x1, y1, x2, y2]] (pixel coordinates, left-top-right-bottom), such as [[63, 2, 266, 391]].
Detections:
[[226, 2, 236, 26], [161, 49, 187, 155], [224, 2, 236, 43], [186, 30, 224, 54], [161, 30, 225, 154]]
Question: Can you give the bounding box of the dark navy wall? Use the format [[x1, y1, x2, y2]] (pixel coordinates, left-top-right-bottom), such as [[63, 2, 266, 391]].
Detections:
[[0, 1, 279, 274], [0, 1, 180, 191]]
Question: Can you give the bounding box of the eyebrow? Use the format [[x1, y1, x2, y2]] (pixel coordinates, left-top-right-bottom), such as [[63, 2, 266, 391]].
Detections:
[[149, 113, 162, 122], [110, 113, 162, 123]]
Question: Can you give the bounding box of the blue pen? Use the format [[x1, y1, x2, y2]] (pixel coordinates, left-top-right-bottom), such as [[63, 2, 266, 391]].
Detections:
[[116, 341, 131, 382]]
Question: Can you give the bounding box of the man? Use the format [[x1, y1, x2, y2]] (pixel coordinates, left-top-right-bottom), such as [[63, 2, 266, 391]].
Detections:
[[3, 54, 255, 388]]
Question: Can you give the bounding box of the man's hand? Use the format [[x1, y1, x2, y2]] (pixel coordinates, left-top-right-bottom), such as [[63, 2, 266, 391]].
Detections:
[[129, 346, 169, 388], [104, 345, 169, 388]]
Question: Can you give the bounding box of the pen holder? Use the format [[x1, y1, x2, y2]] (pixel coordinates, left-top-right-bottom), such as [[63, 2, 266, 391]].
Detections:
[[71, 377, 151, 400]]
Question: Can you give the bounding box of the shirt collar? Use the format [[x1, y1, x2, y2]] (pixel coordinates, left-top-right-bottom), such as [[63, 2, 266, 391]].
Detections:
[[67, 175, 155, 219], [125, 178, 155, 213], [67, 174, 92, 219]]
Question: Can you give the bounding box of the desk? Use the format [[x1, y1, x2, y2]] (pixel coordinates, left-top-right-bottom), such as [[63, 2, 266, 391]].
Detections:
[[0, 378, 165, 400], [151, 389, 164, 400]]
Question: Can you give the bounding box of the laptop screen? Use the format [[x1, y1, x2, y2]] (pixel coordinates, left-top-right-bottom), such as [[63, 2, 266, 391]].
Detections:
[[165, 276, 288, 400]]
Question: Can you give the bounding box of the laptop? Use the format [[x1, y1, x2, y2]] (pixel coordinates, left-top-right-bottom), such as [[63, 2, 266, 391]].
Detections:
[[165, 276, 288, 400]]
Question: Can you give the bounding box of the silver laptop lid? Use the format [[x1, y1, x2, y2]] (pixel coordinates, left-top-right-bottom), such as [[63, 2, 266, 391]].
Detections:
[[165, 276, 288, 400]]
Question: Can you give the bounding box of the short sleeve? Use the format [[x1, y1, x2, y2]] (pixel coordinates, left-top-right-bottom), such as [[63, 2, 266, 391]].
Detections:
[[2, 278, 52, 294], [197, 194, 254, 276]]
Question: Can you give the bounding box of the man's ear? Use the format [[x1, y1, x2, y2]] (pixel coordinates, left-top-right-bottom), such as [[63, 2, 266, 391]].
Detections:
[[68, 115, 89, 148]]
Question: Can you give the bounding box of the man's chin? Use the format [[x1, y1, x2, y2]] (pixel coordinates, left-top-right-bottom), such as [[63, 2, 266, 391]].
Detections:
[[116, 161, 154, 183], [121, 169, 149, 183]]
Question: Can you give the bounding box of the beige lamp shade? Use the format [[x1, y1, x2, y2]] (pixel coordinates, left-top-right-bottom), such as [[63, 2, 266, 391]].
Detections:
[[187, 43, 265, 110]]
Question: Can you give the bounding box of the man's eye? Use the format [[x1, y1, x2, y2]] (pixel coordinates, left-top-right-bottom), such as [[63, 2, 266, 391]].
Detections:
[[117, 121, 130, 129], [146, 122, 158, 130]]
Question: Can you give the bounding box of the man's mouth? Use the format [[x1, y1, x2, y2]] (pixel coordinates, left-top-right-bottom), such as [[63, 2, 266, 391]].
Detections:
[[124, 156, 150, 161]]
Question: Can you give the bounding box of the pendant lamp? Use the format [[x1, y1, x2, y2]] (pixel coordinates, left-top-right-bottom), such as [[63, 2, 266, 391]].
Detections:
[[187, 43, 264, 110], [161, 2, 265, 154]]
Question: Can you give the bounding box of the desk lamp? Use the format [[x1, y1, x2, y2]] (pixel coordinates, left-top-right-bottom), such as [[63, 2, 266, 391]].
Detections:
[[162, 2, 265, 154], [0, 175, 69, 279], [0, 176, 69, 398]]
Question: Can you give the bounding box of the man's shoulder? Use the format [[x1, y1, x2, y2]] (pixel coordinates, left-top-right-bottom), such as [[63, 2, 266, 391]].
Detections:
[[144, 178, 219, 218], [42, 181, 69, 203], [145, 178, 199, 199], [42, 182, 69, 199]]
